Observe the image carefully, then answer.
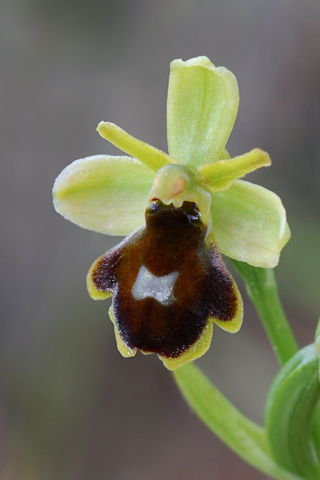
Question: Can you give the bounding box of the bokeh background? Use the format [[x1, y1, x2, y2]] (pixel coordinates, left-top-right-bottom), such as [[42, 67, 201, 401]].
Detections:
[[1, 0, 320, 478]]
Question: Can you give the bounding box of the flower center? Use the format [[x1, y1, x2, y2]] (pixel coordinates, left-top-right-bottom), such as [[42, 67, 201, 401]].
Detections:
[[151, 164, 211, 226], [152, 164, 189, 206]]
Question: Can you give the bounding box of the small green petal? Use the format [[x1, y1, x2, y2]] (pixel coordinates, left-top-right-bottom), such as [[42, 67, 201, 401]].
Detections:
[[210, 180, 290, 268], [198, 148, 271, 191], [53, 155, 155, 235], [97, 122, 175, 172], [167, 56, 239, 170]]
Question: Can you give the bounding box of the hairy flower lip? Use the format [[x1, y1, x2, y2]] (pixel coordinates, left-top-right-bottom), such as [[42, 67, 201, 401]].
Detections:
[[87, 198, 243, 369]]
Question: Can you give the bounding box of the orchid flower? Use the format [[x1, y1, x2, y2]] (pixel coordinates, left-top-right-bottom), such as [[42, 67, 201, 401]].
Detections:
[[53, 56, 290, 370]]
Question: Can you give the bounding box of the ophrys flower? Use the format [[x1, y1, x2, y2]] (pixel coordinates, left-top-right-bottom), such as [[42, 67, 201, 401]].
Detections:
[[53, 56, 290, 369]]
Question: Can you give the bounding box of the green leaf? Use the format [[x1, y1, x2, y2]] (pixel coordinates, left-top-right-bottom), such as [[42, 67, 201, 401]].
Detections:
[[174, 363, 303, 480], [265, 344, 320, 480], [210, 180, 291, 268], [53, 155, 155, 235], [167, 56, 239, 170], [315, 317, 320, 359]]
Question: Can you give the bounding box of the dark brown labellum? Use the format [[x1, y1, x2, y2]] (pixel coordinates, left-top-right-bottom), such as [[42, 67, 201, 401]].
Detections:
[[91, 201, 239, 358]]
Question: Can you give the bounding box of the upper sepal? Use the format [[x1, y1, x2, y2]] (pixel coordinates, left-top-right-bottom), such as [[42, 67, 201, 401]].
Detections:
[[167, 56, 239, 170]]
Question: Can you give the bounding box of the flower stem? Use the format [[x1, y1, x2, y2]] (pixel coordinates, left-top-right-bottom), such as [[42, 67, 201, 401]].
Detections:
[[231, 262, 298, 365], [174, 363, 303, 480], [232, 261, 320, 462]]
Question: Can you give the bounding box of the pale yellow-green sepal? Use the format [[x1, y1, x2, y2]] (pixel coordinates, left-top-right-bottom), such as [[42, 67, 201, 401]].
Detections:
[[210, 180, 290, 268], [53, 155, 155, 236], [167, 56, 239, 170], [159, 319, 214, 370], [109, 306, 137, 357], [198, 148, 271, 191], [97, 122, 175, 172]]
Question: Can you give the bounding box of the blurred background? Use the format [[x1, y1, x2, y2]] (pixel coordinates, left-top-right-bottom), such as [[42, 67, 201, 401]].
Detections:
[[1, 0, 320, 478]]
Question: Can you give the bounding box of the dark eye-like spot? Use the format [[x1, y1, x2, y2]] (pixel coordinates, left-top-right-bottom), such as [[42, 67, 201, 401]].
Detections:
[[147, 198, 162, 214], [183, 202, 201, 225]]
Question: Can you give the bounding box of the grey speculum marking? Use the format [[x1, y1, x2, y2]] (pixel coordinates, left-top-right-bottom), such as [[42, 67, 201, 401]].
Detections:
[[132, 265, 179, 306]]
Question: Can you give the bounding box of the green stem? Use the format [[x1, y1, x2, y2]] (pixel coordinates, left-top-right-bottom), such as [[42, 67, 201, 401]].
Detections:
[[232, 261, 320, 462], [231, 262, 298, 365], [174, 363, 303, 480]]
